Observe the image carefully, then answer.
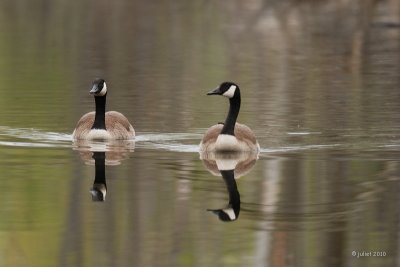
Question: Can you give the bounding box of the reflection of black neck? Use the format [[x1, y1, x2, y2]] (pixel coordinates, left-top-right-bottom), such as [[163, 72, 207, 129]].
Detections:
[[220, 169, 240, 217], [91, 152, 107, 201], [93, 152, 106, 186], [221, 90, 241, 136], [92, 95, 107, 130]]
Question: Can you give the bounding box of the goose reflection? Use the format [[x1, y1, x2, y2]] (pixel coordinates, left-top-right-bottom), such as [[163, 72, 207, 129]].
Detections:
[[201, 152, 258, 222], [73, 139, 134, 201], [208, 169, 240, 221], [90, 152, 107, 201]]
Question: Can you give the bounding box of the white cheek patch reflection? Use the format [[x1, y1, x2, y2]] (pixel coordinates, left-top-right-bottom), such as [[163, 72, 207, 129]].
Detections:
[[223, 208, 236, 220], [97, 82, 107, 96], [100, 187, 107, 199], [90, 186, 107, 201], [222, 85, 236, 98]]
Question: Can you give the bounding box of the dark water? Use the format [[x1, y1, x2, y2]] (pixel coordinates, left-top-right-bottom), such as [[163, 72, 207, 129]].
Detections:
[[1, 0, 400, 266]]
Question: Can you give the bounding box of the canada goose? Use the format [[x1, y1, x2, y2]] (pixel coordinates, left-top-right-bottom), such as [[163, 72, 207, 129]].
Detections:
[[199, 82, 259, 152], [72, 78, 135, 140]]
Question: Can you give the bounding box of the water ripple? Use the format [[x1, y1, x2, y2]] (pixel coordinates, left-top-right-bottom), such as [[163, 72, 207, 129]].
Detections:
[[0, 126, 398, 156], [0, 126, 72, 148]]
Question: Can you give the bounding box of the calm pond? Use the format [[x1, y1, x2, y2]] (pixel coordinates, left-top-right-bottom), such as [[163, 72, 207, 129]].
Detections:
[[0, 1, 400, 266]]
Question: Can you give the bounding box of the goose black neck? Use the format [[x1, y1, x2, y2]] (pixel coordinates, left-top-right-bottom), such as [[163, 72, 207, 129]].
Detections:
[[93, 152, 106, 187], [91, 95, 107, 130], [221, 91, 241, 136], [220, 170, 240, 216]]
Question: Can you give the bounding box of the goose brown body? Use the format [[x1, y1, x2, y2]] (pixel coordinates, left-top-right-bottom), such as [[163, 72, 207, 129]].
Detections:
[[200, 123, 259, 152], [72, 111, 135, 140]]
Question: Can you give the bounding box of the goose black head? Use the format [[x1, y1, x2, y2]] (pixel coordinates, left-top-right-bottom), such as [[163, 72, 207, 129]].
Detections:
[[207, 81, 240, 99], [90, 78, 107, 96]]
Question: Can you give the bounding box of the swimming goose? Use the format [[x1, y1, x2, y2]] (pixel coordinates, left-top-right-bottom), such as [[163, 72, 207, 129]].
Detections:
[[199, 82, 259, 152], [72, 78, 135, 140]]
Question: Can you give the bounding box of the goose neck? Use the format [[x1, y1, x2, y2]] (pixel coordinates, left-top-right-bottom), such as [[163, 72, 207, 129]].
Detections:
[[92, 95, 107, 130], [221, 92, 241, 135]]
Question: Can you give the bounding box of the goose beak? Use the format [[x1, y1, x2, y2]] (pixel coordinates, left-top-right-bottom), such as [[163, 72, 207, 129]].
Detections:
[[207, 87, 221, 95], [89, 85, 98, 94], [207, 209, 220, 214]]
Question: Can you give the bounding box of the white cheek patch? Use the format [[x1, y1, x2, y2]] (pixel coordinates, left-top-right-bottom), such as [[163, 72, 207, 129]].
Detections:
[[97, 82, 107, 96], [222, 208, 236, 220], [100, 187, 107, 200], [222, 85, 236, 98]]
